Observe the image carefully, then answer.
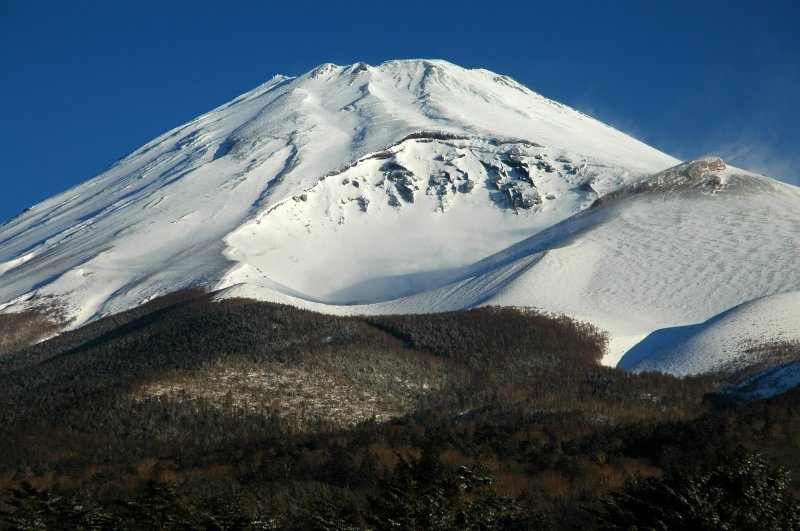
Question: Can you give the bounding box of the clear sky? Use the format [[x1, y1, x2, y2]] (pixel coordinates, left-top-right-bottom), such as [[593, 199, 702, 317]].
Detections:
[[1, 0, 798, 224]]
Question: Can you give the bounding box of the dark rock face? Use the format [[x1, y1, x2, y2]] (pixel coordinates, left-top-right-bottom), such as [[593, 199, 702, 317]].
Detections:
[[504, 183, 542, 210], [394, 180, 416, 203], [536, 159, 556, 173], [458, 180, 475, 194], [382, 161, 418, 204], [480, 156, 545, 212], [646, 157, 726, 189], [326, 135, 593, 214]]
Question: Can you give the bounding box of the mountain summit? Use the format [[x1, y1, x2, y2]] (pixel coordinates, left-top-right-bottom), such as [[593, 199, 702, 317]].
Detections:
[[1, 59, 798, 373]]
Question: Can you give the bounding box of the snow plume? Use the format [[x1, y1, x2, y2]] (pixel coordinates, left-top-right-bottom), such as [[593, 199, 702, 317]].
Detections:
[[713, 136, 800, 186]]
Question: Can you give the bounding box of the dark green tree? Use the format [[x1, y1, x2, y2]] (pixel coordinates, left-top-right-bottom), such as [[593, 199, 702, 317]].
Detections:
[[0, 482, 115, 530], [597, 449, 800, 530], [369, 450, 547, 530]]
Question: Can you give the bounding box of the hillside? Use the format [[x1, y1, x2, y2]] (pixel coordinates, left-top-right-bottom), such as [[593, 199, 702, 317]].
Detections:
[[0, 296, 711, 528], [3, 296, 800, 528]]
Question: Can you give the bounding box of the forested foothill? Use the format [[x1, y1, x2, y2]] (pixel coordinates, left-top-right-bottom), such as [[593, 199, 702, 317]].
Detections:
[[1, 291, 799, 529]]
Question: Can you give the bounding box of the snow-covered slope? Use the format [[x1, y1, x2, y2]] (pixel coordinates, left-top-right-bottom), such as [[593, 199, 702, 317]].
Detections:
[[0, 59, 674, 324], [276, 158, 797, 369], [2, 59, 798, 377], [618, 291, 800, 376], [482, 161, 800, 367]]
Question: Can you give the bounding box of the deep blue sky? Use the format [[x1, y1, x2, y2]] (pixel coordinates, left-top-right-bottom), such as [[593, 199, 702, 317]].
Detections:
[[1, 0, 798, 223]]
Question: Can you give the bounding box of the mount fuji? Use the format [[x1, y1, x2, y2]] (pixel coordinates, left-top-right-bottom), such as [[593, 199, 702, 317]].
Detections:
[[1, 59, 798, 375]]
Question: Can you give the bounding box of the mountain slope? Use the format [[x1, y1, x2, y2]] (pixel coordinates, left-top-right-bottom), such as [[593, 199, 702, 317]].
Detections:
[[1, 59, 798, 376], [0, 59, 674, 325], [338, 159, 800, 367], [619, 291, 800, 376]]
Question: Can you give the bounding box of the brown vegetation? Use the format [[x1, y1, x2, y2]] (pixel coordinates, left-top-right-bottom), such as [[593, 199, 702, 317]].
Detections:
[[0, 307, 62, 357], [0, 293, 798, 528]]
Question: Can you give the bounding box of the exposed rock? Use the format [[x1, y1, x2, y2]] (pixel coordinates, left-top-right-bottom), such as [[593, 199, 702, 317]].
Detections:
[[365, 149, 392, 160], [394, 181, 416, 203], [429, 172, 451, 187], [458, 180, 475, 193], [592, 157, 728, 208], [380, 161, 407, 173], [480, 161, 505, 186], [396, 130, 469, 143], [309, 63, 337, 78], [521, 192, 543, 209], [500, 182, 542, 210], [536, 160, 556, 173], [351, 62, 369, 74], [579, 179, 596, 193], [686, 157, 726, 178], [502, 155, 534, 185]]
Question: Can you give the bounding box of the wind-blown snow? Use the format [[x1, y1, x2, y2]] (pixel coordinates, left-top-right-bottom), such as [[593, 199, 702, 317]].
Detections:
[[1, 59, 798, 378]]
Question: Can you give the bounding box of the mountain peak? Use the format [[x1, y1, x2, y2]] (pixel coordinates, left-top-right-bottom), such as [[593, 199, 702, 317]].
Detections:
[[2, 59, 797, 375], [0, 59, 675, 326]]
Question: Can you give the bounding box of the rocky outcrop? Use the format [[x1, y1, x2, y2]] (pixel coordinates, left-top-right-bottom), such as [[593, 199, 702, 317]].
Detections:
[[593, 157, 728, 207]]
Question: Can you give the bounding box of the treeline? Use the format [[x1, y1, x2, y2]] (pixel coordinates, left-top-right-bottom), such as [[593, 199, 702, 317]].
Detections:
[[0, 294, 798, 528]]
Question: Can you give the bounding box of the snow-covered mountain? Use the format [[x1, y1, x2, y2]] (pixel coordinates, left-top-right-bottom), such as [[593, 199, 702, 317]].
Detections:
[[1, 59, 798, 375]]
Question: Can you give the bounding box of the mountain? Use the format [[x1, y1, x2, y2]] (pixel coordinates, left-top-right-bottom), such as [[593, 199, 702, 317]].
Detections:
[[1, 59, 798, 374]]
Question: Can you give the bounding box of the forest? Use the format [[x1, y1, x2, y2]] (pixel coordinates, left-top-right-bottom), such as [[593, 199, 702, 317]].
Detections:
[[0, 290, 799, 529]]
